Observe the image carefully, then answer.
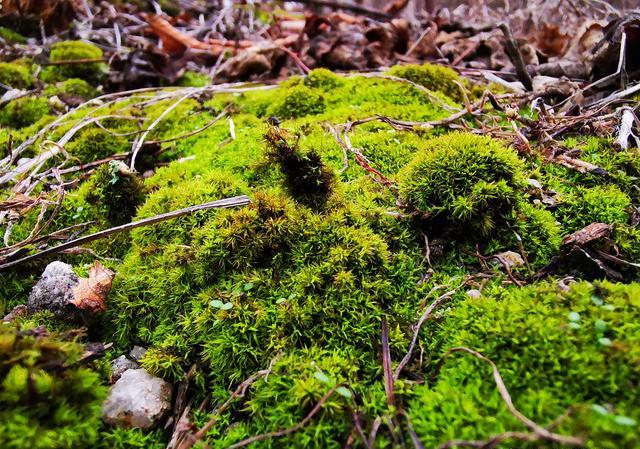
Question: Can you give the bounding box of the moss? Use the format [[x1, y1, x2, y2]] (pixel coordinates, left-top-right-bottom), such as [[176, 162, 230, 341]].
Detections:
[[41, 41, 106, 84], [556, 185, 631, 233], [0, 96, 50, 129], [264, 126, 335, 209], [304, 68, 343, 90], [97, 428, 166, 449], [267, 85, 326, 119], [0, 325, 107, 449], [176, 71, 210, 87], [65, 128, 130, 163], [408, 280, 640, 448], [0, 61, 33, 88], [45, 78, 98, 101], [387, 63, 463, 101], [398, 132, 526, 235], [0, 26, 27, 43]]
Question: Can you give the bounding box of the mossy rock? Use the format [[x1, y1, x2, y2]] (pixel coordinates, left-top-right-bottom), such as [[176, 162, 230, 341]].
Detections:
[[0, 61, 33, 88], [41, 41, 106, 84], [398, 132, 526, 235], [0, 325, 107, 449]]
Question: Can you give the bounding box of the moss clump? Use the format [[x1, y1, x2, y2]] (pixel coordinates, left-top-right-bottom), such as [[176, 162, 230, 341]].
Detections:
[[268, 85, 326, 119], [66, 128, 130, 163], [557, 185, 630, 233], [0, 61, 33, 88], [408, 280, 640, 448], [304, 68, 343, 90], [264, 126, 334, 208], [41, 41, 106, 84], [0, 325, 107, 449], [47, 78, 98, 101], [388, 63, 463, 101], [84, 162, 146, 226], [0, 96, 50, 129], [176, 71, 209, 87], [399, 132, 526, 235], [97, 428, 165, 449], [0, 27, 27, 43]]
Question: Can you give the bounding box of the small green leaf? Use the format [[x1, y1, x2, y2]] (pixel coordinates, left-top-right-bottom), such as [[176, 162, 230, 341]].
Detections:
[[243, 282, 254, 291], [288, 293, 297, 300], [613, 416, 637, 426], [602, 304, 615, 311], [336, 386, 352, 399], [210, 300, 224, 309], [598, 337, 612, 346], [590, 295, 604, 306], [591, 404, 609, 416], [568, 312, 580, 322], [276, 298, 287, 304], [594, 319, 606, 333], [220, 302, 233, 310], [313, 372, 330, 384], [568, 322, 581, 330]]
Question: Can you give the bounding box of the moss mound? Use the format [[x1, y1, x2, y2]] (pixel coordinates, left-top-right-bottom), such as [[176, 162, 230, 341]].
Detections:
[[0, 61, 33, 88], [388, 63, 464, 101], [42, 41, 106, 83], [0, 325, 107, 449], [0, 96, 50, 128], [399, 132, 526, 235]]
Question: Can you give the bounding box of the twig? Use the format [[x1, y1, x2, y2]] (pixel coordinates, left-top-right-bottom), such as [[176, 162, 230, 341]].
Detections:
[[497, 23, 533, 91], [381, 316, 396, 408], [438, 347, 583, 446], [0, 195, 251, 270], [226, 384, 344, 449], [292, 0, 391, 20]]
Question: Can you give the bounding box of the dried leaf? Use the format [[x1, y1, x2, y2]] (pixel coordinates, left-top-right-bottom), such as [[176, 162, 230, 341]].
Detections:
[[69, 261, 114, 313], [561, 223, 612, 248]]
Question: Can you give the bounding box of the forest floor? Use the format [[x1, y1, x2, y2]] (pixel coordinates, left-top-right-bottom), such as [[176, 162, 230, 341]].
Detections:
[[0, 1, 639, 449]]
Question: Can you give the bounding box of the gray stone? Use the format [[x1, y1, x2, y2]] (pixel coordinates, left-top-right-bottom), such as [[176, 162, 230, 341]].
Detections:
[[110, 355, 139, 382], [466, 289, 482, 299], [129, 345, 147, 361], [27, 261, 80, 319], [102, 369, 172, 430]]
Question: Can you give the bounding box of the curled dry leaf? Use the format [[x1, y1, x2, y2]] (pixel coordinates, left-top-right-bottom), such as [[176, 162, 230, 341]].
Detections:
[[70, 261, 114, 313]]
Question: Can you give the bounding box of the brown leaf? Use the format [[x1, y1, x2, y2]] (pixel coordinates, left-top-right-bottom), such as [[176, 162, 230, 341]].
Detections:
[[69, 261, 114, 313]]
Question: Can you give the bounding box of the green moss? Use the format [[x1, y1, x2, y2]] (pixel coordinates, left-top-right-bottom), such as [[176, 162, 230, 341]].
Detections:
[[556, 185, 630, 233], [66, 128, 130, 163], [398, 132, 526, 235], [0, 96, 50, 129], [304, 68, 343, 90], [388, 63, 463, 101], [408, 280, 640, 448], [0, 325, 107, 449], [97, 428, 166, 449], [0, 27, 27, 43], [45, 78, 98, 101], [0, 61, 33, 88], [176, 71, 210, 87], [41, 41, 106, 84], [268, 85, 326, 119]]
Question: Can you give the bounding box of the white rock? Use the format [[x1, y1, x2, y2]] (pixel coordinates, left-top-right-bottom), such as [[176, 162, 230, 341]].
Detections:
[[27, 261, 80, 319], [129, 345, 147, 361], [466, 289, 482, 299], [102, 369, 172, 429], [110, 355, 139, 382]]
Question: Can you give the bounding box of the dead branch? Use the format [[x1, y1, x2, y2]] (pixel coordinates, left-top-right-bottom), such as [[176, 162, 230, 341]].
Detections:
[[0, 195, 251, 271]]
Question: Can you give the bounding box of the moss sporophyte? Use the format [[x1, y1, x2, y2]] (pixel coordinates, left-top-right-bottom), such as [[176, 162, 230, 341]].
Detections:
[[0, 64, 638, 449]]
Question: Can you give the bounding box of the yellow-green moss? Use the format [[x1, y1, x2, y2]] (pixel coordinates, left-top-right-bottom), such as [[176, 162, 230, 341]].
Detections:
[[65, 128, 130, 163], [388, 63, 464, 101], [0, 96, 50, 129], [0, 27, 27, 44], [41, 41, 106, 84], [0, 61, 33, 88]]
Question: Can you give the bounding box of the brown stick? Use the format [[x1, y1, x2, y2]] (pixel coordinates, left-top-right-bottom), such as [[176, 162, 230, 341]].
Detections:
[[226, 384, 343, 449], [0, 195, 251, 271], [293, 0, 391, 20], [381, 317, 396, 408], [497, 23, 533, 91]]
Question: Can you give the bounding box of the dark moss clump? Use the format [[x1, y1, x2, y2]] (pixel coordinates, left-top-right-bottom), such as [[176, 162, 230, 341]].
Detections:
[[0, 27, 27, 43], [388, 63, 463, 101], [45, 78, 98, 103], [268, 85, 326, 119], [0, 61, 32, 88], [84, 162, 146, 226], [398, 132, 526, 235], [66, 128, 130, 163], [408, 280, 640, 449], [0, 325, 107, 449], [41, 41, 106, 84], [264, 126, 334, 209], [0, 96, 50, 129]]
